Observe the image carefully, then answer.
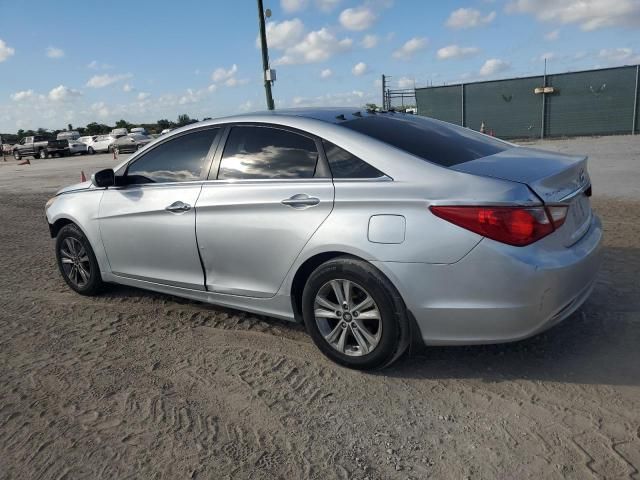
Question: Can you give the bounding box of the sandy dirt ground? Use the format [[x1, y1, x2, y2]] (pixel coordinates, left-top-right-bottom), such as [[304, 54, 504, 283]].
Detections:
[[1, 138, 639, 479]]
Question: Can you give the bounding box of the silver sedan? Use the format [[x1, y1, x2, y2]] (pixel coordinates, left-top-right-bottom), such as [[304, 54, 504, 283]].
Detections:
[[45, 108, 602, 369]]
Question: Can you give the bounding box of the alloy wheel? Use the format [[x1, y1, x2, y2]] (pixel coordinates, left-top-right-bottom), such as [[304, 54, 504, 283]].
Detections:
[[59, 237, 91, 288], [314, 279, 382, 357]]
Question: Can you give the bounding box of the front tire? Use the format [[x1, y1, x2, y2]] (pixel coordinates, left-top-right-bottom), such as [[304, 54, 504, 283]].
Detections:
[[302, 256, 410, 370], [55, 224, 103, 296], [38, 149, 47, 159], [13, 150, 20, 160], [88, 146, 95, 154]]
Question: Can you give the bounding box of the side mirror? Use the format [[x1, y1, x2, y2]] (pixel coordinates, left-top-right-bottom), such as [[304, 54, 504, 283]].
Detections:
[[92, 168, 115, 188]]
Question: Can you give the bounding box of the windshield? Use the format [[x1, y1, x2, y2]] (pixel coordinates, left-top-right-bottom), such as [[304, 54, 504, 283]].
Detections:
[[340, 114, 511, 167]]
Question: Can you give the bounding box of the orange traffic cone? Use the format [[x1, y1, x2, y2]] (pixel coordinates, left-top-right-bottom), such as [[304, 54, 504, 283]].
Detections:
[[81, 170, 86, 182], [18, 158, 30, 166]]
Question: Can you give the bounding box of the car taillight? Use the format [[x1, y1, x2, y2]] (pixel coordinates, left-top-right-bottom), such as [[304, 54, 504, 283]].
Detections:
[[429, 205, 568, 246]]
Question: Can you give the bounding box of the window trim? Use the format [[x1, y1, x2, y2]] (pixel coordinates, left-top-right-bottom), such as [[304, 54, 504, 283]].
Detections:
[[115, 126, 223, 187], [208, 122, 331, 181]]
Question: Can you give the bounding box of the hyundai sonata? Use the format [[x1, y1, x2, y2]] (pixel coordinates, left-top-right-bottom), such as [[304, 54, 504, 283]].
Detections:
[[45, 109, 602, 369]]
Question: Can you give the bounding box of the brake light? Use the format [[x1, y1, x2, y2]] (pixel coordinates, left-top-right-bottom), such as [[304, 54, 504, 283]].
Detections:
[[429, 205, 568, 246]]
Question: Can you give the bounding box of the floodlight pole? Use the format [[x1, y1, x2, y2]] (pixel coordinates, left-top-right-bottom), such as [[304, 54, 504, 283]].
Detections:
[[257, 0, 275, 110]]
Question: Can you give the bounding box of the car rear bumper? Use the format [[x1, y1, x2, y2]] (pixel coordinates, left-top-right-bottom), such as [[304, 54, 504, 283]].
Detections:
[[373, 214, 603, 345]]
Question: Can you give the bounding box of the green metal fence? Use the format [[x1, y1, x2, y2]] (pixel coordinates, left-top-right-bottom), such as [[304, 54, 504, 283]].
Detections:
[[415, 65, 640, 139]]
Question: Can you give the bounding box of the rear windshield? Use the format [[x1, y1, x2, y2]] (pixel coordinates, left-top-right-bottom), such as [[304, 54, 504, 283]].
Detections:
[[340, 114, 510, 167]]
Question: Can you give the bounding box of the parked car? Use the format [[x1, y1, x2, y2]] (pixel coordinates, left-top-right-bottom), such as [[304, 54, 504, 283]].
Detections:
[[57, 131, 81, 141], [130, 127, 148, 135], [113, 133, 153, 154], [13, 135, 69, 159], [67, 139, 89, 155], [160, 128, 172, 135], [111, 128, 128, 138], [80, 134, 116, 153], [45, 109, 602, 370]]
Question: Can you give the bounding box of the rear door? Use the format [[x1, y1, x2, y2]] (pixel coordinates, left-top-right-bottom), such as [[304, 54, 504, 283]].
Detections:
[[195, 124, 334, 298], [99, 127, 221, 289]]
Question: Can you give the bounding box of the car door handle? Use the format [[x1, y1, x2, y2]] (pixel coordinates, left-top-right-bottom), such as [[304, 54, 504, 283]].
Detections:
[[165, 201, 191, 213], [281, 194, 320, 208]]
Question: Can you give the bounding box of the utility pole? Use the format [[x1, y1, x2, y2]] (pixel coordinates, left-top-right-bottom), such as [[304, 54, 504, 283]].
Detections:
[[381, 74, 386, 110], [257, 0, 275, 110]]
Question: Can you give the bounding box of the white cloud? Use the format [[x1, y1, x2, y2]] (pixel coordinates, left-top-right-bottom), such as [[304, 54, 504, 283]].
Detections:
[[598, 47, 640, 64], [86, 73, 132, 88], [10, 90, 36, 102], [437, 44, 480, 60], [397, 77, 414, 88], [361, 34, 378, 48], [137, 92, 150, 101], [224, 77, 249, 87], [273, 28, 352, 65], [48, 85, 81, 102], [339, 6, 377, 31], [446, 8, 496, 29], [544, 29, 560, 40], [210, 64, 247, 88], [0, 39, 15, 62], [281, 0, 308, 13], [479, 58, 510, 76], [352, 62, 368, 76], [320, 68, 333, 78], [211, 64, 238, 82], [316, 0, 341, 12], [91, 102, 110, 118], [392, 37, 429, 60], [123, 83, 134, 92], [506, 0, 640, 31], [239, 100, 253, 112], [87, 60, 112, 70], [259, 19, 305, 50], [46, 46, 65, 59]]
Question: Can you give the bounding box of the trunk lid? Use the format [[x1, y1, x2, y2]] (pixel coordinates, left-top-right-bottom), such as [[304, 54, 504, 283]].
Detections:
[[452, 146, 593, 246]]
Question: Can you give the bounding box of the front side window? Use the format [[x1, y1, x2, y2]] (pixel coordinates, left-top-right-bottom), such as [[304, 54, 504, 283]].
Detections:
[[218, 126, 318, 180], [126, 128, 218, 184], [322, 140, 384, 178]]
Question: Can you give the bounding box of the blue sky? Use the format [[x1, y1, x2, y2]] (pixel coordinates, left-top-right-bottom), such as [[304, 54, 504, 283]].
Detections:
[[0, 0, 639, 132]]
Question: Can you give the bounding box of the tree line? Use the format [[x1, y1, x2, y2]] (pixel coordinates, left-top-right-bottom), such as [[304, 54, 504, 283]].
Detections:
[[1, 113, 207, 144]]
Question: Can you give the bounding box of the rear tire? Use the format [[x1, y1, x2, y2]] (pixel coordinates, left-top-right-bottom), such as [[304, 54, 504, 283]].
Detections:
[[38, 149, 46, 159], [55, 224, 103, 296], [302, 256, 410, 370]]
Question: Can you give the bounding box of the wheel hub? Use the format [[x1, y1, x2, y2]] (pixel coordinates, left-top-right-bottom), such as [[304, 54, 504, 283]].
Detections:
[[313, 279, 382, 357]]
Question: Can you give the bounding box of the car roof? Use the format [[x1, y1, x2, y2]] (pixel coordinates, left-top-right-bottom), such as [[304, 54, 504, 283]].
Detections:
[[198, 107, 381, 126]]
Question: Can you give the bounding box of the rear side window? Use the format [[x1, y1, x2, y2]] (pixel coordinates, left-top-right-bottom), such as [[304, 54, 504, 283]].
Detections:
[[127, 128, 218, 183], [322, 140, 384, 178], [218, 126, 318, 180], [341, 115, 510, 167]]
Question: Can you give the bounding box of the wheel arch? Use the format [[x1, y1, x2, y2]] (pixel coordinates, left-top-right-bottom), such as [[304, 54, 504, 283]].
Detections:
[[49, 217, 75, 238]]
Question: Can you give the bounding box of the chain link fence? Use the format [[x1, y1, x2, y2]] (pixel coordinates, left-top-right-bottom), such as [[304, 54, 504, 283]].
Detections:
[[415, 65, 640, 139]]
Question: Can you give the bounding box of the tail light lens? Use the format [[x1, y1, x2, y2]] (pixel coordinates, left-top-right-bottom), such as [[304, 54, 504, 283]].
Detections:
[[429, 205, 568, 246]]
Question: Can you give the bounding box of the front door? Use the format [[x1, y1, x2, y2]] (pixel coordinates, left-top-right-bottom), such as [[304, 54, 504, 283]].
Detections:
[[99, 127, 221, 290], [196, 125, 334, 298]]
